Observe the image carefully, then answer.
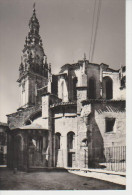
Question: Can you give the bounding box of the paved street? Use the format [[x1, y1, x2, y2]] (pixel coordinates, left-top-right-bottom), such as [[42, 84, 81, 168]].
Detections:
[[0, 168, 125, 190]]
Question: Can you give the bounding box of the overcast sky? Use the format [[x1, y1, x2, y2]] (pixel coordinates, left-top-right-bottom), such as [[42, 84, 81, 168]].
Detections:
[[0, 0, 125, 122]]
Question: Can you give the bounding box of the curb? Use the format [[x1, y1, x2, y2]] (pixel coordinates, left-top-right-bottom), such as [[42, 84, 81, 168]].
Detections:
[[67, 167, 126, 177], [68, 169, 126, 186], [81, 168, 126, 177]]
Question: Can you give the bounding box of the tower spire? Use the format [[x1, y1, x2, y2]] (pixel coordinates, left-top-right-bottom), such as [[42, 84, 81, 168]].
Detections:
[[18, 4, 49, 109], [19, 4, 47, 79]]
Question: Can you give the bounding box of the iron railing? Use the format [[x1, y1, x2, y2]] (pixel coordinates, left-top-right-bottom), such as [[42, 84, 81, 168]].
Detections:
[[86, 146, 126, 172]]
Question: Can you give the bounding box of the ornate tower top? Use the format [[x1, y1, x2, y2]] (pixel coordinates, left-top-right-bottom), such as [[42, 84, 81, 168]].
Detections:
[[29, 3, 40, 35], [18, 4, 48, 81]]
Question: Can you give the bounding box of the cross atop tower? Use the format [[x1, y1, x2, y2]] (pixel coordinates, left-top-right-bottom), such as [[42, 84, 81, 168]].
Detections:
[[84, 53, 86, 61], [33, 2, 36, 13]]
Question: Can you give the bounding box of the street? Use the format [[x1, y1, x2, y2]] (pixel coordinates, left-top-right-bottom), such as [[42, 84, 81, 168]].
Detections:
[[0, 168, 125, 190]]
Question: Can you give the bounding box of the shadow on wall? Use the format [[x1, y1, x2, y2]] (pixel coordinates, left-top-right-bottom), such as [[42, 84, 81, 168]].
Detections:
[[88, 113, 106, 169], [55, 132, 61, 167]]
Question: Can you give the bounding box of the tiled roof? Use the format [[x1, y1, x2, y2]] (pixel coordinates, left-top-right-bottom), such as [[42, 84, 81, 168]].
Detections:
[[7, 104, 42, 117], [103, 68, 119, 73], [50, 101, 77, 108], [82, 99, 125, 104], [19, 124, 49, 130]]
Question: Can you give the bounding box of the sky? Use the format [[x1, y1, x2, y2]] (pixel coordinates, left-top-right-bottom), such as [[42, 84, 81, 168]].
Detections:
[[0, 0, 125, 123]]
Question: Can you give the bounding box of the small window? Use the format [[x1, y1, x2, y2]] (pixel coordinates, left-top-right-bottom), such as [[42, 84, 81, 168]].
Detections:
[[120, 76, 126, 89], [105, 118, 115, 133], [122, 66, 126, 72], [81, 138, 88, 147]]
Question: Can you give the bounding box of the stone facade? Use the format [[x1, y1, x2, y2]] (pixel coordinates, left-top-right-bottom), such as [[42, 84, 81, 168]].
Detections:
[[7, 5, 126, 171], [0, 122, 8, 165]]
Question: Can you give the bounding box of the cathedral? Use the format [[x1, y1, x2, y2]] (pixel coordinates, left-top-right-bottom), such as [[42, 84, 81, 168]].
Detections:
[[7, 5, 126, 171]]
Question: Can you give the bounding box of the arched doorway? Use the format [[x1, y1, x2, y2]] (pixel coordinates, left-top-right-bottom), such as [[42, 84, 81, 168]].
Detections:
[[88, 77, 96, 99], [67, 132, 75, 167], [103, 77, 113, 99]]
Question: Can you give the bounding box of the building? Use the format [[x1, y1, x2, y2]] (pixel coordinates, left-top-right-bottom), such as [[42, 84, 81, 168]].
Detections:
[[7, 6, 126, 171], [0, 122, 8, 165]]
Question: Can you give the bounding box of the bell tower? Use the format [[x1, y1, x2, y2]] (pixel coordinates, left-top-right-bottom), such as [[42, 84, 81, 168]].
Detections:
[[17, 4, 49, 109]]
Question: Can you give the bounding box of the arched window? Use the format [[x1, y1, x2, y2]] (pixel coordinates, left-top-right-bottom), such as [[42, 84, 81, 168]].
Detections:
[[55, 133, 61, 149], [103, 77, 113, 99], [88, 77, 96, 99], [61, 81, 64, 100], [67, 132, 75, 150], [73, 77, 77, 100]]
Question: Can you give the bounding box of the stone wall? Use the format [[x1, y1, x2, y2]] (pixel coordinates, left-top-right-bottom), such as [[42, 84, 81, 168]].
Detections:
[[7, 129, 50, 171], [57, 62, 126, 103], [0, 124, 8, 165], [76, 100, 126, 168], [18, 72, 48, 109], [76, 115, 88, 168], [7, 130, 28, 171], [53, 105, 77, 167], [76, 85, 88, 168], [93, 101, 126, 147]]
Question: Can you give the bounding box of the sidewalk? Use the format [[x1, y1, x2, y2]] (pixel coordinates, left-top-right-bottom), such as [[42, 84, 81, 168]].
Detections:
[[68, 169, 126, 186]]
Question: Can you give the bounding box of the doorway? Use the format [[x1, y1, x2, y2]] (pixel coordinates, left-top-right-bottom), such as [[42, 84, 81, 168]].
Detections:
[[68, 153, 72, 167], [67, 132, 75, 167]]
